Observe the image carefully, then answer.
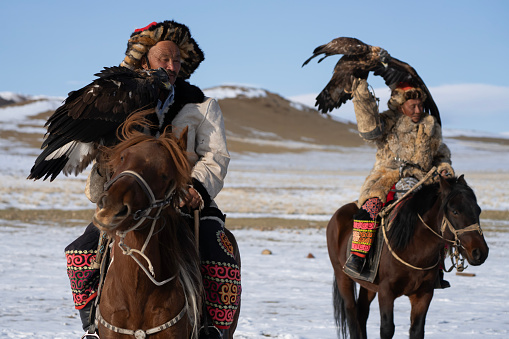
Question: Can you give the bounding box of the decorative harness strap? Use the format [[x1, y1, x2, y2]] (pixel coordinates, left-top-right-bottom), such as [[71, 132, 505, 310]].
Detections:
[[95, 304, 187, 339]]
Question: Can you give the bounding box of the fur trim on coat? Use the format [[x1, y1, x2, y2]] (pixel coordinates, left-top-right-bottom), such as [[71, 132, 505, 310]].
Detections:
[[357, 109, 454, 206]]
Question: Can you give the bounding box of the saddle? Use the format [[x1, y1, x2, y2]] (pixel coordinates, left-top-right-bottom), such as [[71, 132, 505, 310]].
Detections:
[[344, 168, 437, 283]]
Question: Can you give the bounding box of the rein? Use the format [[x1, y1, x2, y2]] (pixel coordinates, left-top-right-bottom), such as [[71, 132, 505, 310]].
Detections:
[[379, 167, 440, 270], [381, 217, 440, 271]]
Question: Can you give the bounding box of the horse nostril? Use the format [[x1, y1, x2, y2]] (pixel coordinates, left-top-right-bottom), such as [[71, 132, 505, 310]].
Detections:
[[115, 205, 130, 218], [98, 195, 106, 209], [472, 248, 481, 261]]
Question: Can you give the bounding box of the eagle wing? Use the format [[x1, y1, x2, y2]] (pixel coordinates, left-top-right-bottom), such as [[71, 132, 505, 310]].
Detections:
[[373, 57, 440, 124], [28, 66, 170, 181], [303, 37, 440, 124]]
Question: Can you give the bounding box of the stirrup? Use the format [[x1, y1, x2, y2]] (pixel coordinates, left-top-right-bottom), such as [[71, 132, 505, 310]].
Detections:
[[81, 331, 100, 339], [199, 325, 223, 339]]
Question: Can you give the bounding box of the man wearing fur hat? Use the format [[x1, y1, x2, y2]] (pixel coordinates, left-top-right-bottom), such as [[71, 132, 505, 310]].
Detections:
[[343, 78, 454, 288], [65, 20, 240, 338]]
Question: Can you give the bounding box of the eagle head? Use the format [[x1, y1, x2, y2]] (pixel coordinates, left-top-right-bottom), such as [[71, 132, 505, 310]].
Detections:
[[147, 67, 172, 90], [379, 49, 390, 67]]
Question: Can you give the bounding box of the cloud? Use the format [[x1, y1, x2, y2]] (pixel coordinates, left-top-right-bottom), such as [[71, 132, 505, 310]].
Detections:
[[290, 84, 509, 134]]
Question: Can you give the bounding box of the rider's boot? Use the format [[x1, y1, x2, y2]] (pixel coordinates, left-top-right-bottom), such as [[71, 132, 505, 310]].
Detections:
[[435, 269, 451, 289], [79, 301, 93, 331], [344, 253, 366, 273], [344, 198, 383, 276], [434, 254, 451, 289]]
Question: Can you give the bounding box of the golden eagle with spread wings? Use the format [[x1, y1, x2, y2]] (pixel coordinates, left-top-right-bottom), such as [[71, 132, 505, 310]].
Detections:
[[28, 66, 172, 181], [302, 37, 440, 124]]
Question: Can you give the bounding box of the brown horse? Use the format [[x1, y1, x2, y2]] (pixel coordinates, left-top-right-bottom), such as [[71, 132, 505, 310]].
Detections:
[[327, 175, 489, 339], [91, 119, 240, 338]]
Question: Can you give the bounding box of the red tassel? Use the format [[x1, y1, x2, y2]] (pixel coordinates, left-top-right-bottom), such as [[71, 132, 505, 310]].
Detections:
[[134, 22, 157, 32]]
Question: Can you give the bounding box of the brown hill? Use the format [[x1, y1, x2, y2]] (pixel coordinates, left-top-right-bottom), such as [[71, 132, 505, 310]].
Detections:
[[212, 87, 364, 153]]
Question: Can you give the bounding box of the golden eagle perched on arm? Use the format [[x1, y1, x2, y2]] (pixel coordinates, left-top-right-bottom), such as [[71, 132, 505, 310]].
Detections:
[[27, 66, 172, 181], [302, 37, 440, 124]]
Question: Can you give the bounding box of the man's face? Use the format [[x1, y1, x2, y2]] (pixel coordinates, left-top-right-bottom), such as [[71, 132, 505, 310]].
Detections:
[[143, 41, 181, 85], [399, 99, 424, 123]]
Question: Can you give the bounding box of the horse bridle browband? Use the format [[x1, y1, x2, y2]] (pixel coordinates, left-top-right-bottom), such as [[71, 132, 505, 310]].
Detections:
[[104, 170, 177, 225]]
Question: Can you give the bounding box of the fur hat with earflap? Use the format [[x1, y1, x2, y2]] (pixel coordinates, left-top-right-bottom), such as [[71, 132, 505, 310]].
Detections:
[[387, 82, 427, 111], [120, 20, 204, 79]]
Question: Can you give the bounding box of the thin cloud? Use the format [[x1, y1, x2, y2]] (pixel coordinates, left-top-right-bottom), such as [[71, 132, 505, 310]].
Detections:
[[290, 84, 509, 134]]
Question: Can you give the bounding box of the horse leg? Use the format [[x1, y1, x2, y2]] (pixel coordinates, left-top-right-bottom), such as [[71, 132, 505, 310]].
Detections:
[[357, 287, 376, 339], [333, 270, 363, 339], [378, 291, 396, 339], [408, 290, 434, 339]]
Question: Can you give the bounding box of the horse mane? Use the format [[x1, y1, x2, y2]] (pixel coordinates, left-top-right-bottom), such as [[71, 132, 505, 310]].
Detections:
[[387, 176, 476, 251], [103, 108, 191, 204], [103, 109, 203, 336]]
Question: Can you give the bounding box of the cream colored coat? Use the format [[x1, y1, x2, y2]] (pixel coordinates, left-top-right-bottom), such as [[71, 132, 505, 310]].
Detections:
[[352, 80, 454, 206], [85, 97, 230, 207], [172, 97, 230, 206]]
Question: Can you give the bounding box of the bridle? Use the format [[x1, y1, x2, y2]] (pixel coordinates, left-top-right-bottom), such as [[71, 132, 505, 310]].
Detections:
[[382, 211, 483, 272], [92, 169, 188, 338], [101, 169, 179, 285], [418, 213, 483, 272], [379, 167, 484, 272]]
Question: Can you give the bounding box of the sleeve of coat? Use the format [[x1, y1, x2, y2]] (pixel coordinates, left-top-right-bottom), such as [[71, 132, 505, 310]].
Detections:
[[351, 78, 383, 140], [432, 125, 455, 176], [191, 99, 230, 203]]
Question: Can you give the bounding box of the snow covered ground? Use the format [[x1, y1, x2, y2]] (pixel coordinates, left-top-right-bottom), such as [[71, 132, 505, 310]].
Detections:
[[1, 221, 508, 338]]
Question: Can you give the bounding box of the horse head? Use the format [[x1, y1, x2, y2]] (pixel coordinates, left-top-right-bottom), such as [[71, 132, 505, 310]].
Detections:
[[439, 175, 489, 266], [93, 125, 190, 234]]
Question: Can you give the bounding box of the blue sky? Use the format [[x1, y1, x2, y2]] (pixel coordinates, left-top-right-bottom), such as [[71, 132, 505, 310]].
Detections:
[[1, 1, 508, 133]]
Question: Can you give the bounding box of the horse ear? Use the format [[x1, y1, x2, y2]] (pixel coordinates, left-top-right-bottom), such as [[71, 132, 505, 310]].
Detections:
[[439, 174, 452, 197], [177, 126, 188, 152], [457, 174, 467, 186]]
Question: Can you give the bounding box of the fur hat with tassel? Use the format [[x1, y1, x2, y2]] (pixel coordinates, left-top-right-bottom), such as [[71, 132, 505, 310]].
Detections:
[[120, 20, 204, 79], [387, 82, 427, 111]]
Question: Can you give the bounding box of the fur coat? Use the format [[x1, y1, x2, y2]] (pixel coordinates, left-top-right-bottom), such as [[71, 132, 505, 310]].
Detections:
[[352, 80, 454, 206]]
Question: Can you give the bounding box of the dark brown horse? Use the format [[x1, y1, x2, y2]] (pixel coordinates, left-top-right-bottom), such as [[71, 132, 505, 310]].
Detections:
[[91, 118, 240, 338], [327, 175, 489, 339]]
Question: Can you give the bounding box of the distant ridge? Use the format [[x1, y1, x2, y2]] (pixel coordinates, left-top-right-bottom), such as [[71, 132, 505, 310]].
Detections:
[[3, 86, 509, 155], [0, 92, 30, 107]]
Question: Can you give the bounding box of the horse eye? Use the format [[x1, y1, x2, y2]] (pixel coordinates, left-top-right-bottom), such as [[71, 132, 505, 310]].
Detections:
[[120, 156, 124, 162], [452, 210, 459, 215]]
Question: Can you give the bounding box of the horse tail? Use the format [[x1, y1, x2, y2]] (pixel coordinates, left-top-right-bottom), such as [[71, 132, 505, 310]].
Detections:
[[333, 275, 354, 338]]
